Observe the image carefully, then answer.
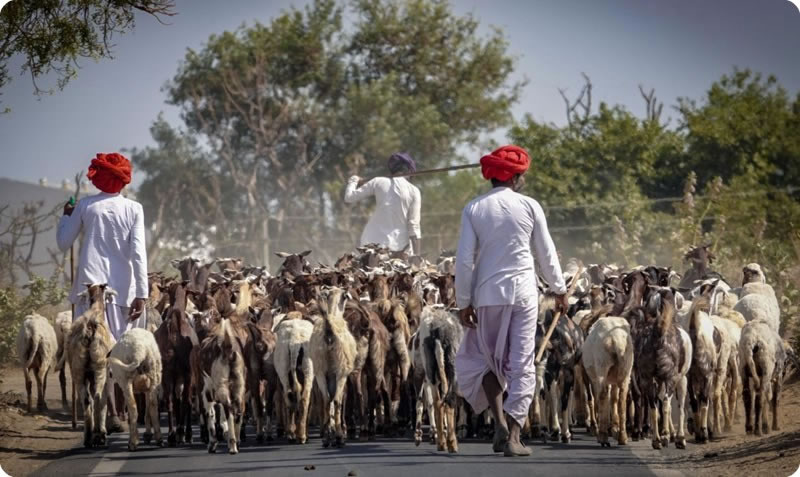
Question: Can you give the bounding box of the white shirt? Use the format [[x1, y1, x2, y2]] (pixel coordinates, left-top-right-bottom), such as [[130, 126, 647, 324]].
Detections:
[[57, 192, 148, 306], [455, 187, 566, 309], [344, 176, 422, 253]]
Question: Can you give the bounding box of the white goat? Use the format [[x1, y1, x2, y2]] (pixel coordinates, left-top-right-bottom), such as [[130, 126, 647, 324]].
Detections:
[[54, 310, 72, 411], [16, 313, 58, 413], [739, 320, 787, 436], [108, 328, 163, 451], [581, 316, 634, 447], [273, 314, 314, 444]]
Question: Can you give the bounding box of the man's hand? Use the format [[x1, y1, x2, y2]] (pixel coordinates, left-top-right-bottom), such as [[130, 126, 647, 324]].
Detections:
[[459, 306, 477, 329], [128, 298, 146, 322], [555, 294, 569, 315], [63, 201, 75, 216]]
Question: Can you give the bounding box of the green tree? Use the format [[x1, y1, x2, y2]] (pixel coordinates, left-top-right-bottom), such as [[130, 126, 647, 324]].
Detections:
[[678, 69, 800, 191], [0, 0, 175, 110], [134, 0, 521, 267]]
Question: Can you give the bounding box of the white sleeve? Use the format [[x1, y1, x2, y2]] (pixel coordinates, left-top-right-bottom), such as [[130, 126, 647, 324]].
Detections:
[[531, 200, 567, 294], [130, 203, 149, 299], [455, 206, 478, 309], [408, 187, 422, 239], [344, 177, 377, 204], [56, 202, 82, 252]]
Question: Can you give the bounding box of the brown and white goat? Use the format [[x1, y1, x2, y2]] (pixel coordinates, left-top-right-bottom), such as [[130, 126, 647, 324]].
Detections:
[[197, 318, 247, 454], [244, 320, 277, 443], [418, 306, 464, 453], [155, 281, 199, 446], [310, 288, 357, 448], [632, 288, 691, 449], [64, 284, 116, 448]]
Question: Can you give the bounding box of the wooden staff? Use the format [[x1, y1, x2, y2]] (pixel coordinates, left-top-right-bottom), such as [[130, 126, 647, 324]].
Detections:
[[362, 163, 480, 183], [534, 267, 583, 365], [70, 244, 77, 430]]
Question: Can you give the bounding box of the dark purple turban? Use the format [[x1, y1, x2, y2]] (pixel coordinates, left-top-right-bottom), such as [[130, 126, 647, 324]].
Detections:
[[387, 152, 417, 174]]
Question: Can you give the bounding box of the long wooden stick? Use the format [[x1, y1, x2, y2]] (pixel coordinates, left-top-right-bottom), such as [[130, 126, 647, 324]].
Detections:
[[365, 163, 480, 182], [534, 267, 584, 364], [535, 310, 562, 364], [70, 245, 77, 430]]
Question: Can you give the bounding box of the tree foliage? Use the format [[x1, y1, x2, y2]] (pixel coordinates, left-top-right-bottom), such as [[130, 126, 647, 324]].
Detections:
[[0, 0, 175, 110], [133, 0, 521, 266], [0, 275, 66, 363]]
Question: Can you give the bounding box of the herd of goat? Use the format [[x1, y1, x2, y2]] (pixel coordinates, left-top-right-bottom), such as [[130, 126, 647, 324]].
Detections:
[[15, 244, 800, 455]]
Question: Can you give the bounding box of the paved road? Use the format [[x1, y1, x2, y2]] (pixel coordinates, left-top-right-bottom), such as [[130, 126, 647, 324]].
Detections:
[[33, 425, 686, 477]]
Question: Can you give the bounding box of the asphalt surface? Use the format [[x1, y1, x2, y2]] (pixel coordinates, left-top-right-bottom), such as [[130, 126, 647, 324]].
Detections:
[[33, 424, 686, 477]]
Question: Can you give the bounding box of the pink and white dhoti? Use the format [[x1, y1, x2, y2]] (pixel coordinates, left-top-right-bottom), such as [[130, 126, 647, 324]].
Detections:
[[455, 301, 538, 427]]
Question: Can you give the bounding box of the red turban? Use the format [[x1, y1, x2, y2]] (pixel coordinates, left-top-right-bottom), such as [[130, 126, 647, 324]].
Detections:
[[479, 145, 530, 182], [87, 153, 132, 194]]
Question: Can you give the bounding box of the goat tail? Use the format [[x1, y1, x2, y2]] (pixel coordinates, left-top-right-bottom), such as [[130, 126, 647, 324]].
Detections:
[[689, 297, 710, 333], [21, 334, 39, 370], [393, 325, 411, 381], [55, 345, 69, 372], [108, 356, 142, 374], [289, 346, 304, 397], [434, 339, 448, 397], [746, 345, 762, 389]]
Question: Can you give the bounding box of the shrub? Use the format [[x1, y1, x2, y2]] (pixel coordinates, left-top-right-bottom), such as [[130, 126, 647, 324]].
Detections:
[[0, 276, 67, 365]]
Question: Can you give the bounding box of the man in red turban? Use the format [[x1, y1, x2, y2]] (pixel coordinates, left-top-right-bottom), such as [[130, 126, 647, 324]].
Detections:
[[87, 152, 132, 194], [453, 145, 568, 456], [58, 152, 148, 433]]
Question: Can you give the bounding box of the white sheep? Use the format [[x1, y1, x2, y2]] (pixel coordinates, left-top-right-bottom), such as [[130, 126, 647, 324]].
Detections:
[[54, 310, 72, 411], [107, 328, 163, 451], [739, 320, 787, 436], [16, 313, 58, 413], [581, 316, 634, 447], [734, 263, 780, 333], [273, 314, 314, 444]]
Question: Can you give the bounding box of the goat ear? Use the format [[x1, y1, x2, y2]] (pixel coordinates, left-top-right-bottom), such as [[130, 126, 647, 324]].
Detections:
[[300, 250, 312, 257], [275, 252, 290, 258]]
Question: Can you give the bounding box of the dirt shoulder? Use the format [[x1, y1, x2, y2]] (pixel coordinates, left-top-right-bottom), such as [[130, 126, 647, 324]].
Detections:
[[0, 367, 82, 477], [666, 376, 800, 477]]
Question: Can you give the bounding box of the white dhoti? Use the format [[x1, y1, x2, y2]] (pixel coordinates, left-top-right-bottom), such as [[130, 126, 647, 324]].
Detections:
[[455, 300, 538, 427], [74, 301, 146, 342]]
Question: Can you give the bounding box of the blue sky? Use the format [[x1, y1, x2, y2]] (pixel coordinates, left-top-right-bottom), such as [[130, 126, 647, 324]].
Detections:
[[0, 0, 798, 186]]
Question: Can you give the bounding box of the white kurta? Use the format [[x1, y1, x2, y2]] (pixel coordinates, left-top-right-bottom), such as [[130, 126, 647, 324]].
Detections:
[[57, 192, 148, 313], [454, 186, 566, 428], [344, 176, 422, 253], [455, 187, 566, 309]]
